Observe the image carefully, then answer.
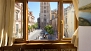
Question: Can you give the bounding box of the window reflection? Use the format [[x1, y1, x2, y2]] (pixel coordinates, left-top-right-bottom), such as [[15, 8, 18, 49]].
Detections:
[[13, 3, 23, 39], [63, 4, 75, 38]]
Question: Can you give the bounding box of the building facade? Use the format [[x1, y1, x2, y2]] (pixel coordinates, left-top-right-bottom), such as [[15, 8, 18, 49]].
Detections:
[[50, 9, 57, 32], [13, 3, 23, 38], [14, 3, 35, 38], [39, 2, 51, 29], [28, 11, 35, 26], [64, 4, 75, 38]]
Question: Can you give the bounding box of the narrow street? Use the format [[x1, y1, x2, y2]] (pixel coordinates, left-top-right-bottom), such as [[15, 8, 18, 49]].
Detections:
[[28, 29, 57, 40], [28, 29, 42, 40]]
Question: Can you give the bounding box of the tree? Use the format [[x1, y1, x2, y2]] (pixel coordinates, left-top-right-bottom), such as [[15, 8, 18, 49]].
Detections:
[[31, 23, 38, 29], [35, 23, 38, 28], [28, 25, 32, 30], [31, 25, 35, 29], [44, 25, 54, 35]]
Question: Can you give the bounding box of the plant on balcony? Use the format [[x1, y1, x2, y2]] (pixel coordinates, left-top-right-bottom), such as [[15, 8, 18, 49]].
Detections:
[[44, 25, 54, 35], [44, 25, 54, 40], [47, 29, 54, 35]]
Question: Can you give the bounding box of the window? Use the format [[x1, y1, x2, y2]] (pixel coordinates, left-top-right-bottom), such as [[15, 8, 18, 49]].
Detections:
[[16, 24, 19, 34], [44, 10, 46, 13], [15, 1, 74, 42], [66, 18, 67, 24], [52, 15, 54, 19], [63, 3, 75, 38], [44, 18, 46, 22], [16, 11, 18, 20], [44, 18, 46, 25]]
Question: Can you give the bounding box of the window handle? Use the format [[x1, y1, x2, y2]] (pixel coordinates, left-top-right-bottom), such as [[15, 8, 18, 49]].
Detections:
[[61, 20, 64, 24]]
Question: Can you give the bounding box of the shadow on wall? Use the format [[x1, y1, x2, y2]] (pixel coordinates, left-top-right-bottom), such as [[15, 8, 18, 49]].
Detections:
[[79, 17, 91, 26]]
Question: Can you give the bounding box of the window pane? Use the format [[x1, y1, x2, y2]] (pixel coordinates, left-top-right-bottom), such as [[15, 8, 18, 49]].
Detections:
[[52, 15, 54, 19], [16, 11, 18, 20], [63, 4, 75, 38], [28, 2, 58, 41], [13, 3, 23, 39], [44, 10, 46, 13]]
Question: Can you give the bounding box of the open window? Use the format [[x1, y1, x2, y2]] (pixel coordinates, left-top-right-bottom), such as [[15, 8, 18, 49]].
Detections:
[[14, 0, 73, 43], [62, 3, 78, 41], [27, 2, 58, 41]]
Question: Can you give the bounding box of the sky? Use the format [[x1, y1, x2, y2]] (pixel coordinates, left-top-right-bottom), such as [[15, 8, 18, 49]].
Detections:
[[28, 2, 69, 22]]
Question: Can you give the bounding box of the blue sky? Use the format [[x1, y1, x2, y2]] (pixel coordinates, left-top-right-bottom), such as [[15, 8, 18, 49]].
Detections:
[[28, 2, 69, 22]]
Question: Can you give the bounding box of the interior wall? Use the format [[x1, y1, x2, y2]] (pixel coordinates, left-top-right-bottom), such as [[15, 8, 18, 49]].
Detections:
[[79, 26, 91, 51], [78, 0, 91, 51]]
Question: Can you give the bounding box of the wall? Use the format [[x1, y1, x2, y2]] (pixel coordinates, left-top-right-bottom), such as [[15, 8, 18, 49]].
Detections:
[[78, 0, 91, 51], [79, 26, 91, 51]]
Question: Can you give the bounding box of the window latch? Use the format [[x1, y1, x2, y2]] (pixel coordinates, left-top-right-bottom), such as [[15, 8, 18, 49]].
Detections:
[[61, 20, 64, 24]]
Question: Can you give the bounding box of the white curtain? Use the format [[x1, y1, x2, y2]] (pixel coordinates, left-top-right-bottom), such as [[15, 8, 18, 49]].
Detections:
[[71, 0, 79, 48], [0, 0, 15, 46], [72, 0, 79, 20]]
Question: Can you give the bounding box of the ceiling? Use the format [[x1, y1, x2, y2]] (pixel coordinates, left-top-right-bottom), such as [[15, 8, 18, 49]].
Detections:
[[15, 0, 72, 3]]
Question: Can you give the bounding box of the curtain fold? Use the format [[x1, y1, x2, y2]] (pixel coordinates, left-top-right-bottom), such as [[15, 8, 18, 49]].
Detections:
[[0, 0, 15, 47], [71, 0, 79, 48], [0, 0, 6, 47], [72, 0, 79, 20]]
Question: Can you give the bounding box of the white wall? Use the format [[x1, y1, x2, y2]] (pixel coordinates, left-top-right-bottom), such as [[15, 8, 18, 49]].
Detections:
[[79, 26, 91, 51]]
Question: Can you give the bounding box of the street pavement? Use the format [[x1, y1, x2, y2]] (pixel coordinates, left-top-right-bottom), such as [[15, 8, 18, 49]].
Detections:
[[28, 29, 42, 40], [28, 29, 57, 40]]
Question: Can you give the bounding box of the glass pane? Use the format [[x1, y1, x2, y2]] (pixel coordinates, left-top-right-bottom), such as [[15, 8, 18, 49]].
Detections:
[[13, 3, 23, 39], [63, 3, 75, 38], [28, 2, 58, 40]]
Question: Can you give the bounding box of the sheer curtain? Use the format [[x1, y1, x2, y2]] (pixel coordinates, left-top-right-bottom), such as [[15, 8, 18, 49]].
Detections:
[[72, 0, 79, 20], [71, 0, 79, 47], [0, 0, 15, 47]]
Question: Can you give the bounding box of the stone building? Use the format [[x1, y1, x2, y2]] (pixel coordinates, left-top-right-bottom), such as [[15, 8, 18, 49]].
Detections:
[[50, 9, 57, 32], [13, 3, 23, 38], [14, 3, 35, 38], [39, 2, 51, 29], [28, 11, 35, 26]]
